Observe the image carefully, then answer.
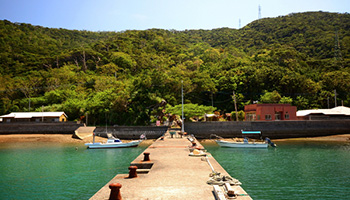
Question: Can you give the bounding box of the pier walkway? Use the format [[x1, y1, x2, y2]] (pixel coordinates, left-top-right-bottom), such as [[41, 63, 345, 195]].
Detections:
[[90, 132, 251, 200]]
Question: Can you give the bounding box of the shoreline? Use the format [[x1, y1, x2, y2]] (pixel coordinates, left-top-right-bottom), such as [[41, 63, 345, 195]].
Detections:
[[273, 134, 350, 143], [0, 134, 155, 146], [0, 134, 102, 144], [1, 134, 350, 144]]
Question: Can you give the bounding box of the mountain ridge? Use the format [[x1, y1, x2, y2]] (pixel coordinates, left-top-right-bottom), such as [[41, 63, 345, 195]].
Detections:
[[0, 11, 349, 125]]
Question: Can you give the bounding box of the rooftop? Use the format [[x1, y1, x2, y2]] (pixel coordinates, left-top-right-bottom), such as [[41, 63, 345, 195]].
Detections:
[[297, 106, 350, 117], [0, 112, 67, 119]]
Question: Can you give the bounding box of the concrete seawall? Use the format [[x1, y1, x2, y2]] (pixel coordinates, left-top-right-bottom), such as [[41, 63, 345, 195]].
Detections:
[[185, 120, 350, 139], [95, 126, 168, 139], [0, 122, 83, 134], [1, 120, 349, 139], [0, 123, 167, 139]]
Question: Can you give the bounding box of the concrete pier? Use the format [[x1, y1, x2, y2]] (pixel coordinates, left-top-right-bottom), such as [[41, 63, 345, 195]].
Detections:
[[90, 132, 251, 200]]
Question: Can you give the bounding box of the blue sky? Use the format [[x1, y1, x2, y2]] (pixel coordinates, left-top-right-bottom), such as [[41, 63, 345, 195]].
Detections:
[[0, 0, 349, 31]]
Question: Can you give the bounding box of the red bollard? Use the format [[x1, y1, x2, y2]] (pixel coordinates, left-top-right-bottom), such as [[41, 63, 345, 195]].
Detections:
[[128, 165, 138, 178], [143, 152, 150, 161], [109, 183, 122, 200]]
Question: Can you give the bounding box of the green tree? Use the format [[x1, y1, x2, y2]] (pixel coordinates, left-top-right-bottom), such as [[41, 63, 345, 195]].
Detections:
[[260, 90, 281, 103], [294, 96, 309, 110], [165, 103, 216, 121], [110, 52, 136, 72], [231, 110, 245, 121], [1, 12, 350, 122], [279, 96, 293, 104]]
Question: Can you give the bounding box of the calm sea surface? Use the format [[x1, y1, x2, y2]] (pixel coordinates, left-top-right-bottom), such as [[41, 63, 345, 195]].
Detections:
[[0, 143, 147, 200], [203, 141, 350, 200], [1, 141, 350, 200]]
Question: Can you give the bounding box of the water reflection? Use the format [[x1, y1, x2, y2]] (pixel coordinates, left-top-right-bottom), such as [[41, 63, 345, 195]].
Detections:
[[203, 141, 350, 200], [0, 143, 147, 199]]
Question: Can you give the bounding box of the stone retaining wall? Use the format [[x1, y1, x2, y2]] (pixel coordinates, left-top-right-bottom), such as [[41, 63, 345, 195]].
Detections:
[[185, 120, 350, 139], [2, 121, 349, 139], [0, 122, 84, 134], [94, 126, 168, 139]]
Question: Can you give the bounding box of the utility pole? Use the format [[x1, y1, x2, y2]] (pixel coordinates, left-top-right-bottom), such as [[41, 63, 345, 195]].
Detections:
[[334, 89, 337, 107], [181, 80, 184, 133], [233, 91, 238, 121], [327, 97, 330, 109], [42, 105, 44, 122]]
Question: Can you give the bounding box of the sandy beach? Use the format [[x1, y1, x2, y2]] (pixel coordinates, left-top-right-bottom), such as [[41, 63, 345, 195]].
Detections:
[[0, 134, 103, 144], [0, 134, 155, 146]]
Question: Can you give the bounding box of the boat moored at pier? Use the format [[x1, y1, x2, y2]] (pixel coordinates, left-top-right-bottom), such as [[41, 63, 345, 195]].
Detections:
[[214, 139, 269, 148], [85, 133, 145, 149], [211, 131, 276, 148]]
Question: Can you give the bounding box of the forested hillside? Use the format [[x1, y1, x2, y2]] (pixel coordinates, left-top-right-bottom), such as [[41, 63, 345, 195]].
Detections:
[[1, 11, 349, 125]]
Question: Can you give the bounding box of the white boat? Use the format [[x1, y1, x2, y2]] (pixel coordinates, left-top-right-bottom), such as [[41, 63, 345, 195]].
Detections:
[[215, 139, 269, 148], [211, 131, 276, 148], [85, 133, 145, 149]]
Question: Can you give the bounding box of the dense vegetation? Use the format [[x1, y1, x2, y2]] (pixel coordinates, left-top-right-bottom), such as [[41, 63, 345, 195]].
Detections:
[[1, 11, 349, 125]]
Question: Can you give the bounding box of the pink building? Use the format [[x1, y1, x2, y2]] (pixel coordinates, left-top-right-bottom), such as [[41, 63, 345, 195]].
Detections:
[[244, 104, 297, 121]]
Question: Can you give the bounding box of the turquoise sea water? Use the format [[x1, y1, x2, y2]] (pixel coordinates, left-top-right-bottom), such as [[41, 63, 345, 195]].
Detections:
[[0, 143, 147, 200], [204, 141, 350, 200], [1, 141, 350, 200]]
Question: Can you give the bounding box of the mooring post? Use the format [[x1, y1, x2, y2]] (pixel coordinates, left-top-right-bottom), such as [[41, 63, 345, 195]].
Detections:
[[128, 166, 138, 178], [143, 152, 150, 161], [109, 183, 122, 200]]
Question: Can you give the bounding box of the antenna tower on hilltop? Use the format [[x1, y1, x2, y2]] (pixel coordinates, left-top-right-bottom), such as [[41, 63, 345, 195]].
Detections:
[[334, 30, 343, 67], [258, 5, 261, 19]]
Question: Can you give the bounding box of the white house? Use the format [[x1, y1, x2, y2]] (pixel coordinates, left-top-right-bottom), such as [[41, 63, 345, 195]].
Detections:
[[297, 106, 350, 120], [0, 112, 68, 123]]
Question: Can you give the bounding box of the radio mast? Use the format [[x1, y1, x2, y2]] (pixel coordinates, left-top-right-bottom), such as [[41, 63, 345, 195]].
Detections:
[[334, 30, 343, 67]]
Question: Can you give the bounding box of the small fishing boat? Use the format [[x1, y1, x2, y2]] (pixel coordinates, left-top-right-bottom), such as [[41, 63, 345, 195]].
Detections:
[[214, 139, 269, 148], [85, 133, 145, 149], [211, 131, 276, 148]]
